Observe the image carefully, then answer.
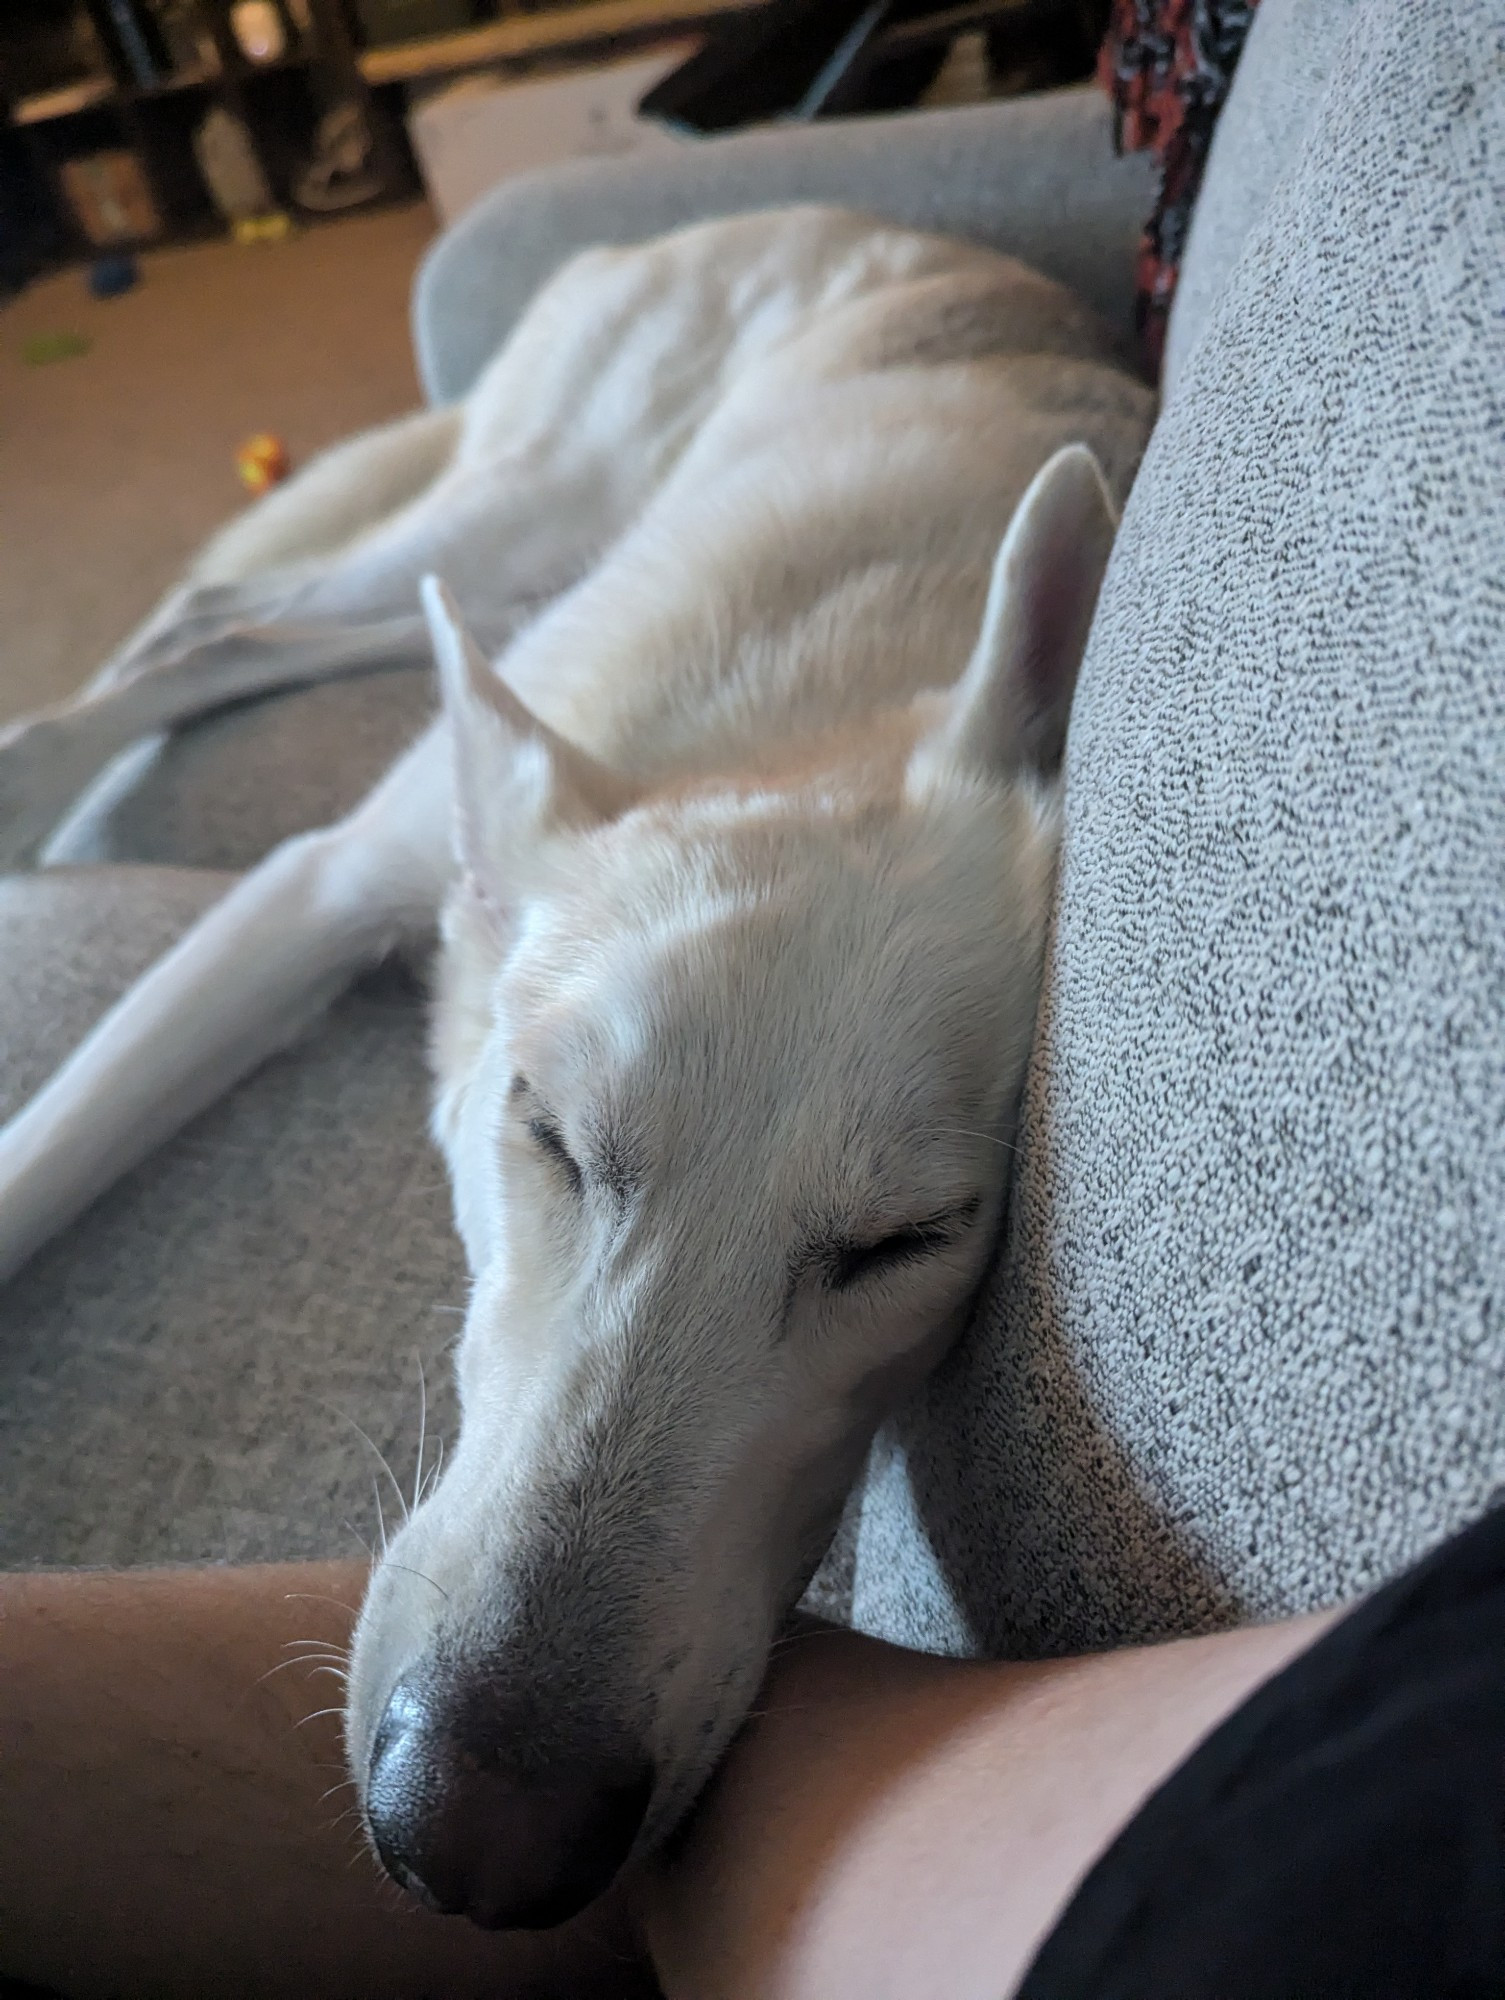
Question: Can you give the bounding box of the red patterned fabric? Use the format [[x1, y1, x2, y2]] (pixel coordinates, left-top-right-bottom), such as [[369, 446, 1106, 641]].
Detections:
[[1098, 0, 1261, 375]]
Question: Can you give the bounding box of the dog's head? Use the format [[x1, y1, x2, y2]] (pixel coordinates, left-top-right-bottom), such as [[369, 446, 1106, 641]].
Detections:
[[346, 446, 1117, 1928]]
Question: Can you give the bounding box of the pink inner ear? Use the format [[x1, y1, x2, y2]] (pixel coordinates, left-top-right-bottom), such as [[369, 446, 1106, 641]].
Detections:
[[994, 449, 1116, 775], [1021, 561, 1083, 711]]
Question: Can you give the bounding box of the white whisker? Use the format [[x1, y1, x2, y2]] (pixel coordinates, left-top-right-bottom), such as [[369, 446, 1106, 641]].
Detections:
[[315, 1399, 411, 1528], [343, 1519, 374, 1561], [419, 1435, 446, 1507], [412, 1350, 428, 1516], [282, 1590, 361, 1617], [255, 1652, 343, 1690], [372, 1474, 390, 1555], [382, 1560, 450, 1603]]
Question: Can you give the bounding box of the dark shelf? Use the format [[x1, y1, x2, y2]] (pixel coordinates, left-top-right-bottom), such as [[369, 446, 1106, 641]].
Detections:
[[117, 69, 219, 103], [2, 0, 414, 271], [224, 49, 322, 82]]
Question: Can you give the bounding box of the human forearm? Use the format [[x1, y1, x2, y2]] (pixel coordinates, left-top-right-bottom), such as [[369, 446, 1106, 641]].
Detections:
[[0, 1561, 652, 2000], [640, 1610, 1337, 2000]]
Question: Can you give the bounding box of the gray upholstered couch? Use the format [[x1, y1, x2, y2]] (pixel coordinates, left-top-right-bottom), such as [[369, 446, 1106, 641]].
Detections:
[[2, 0, 1500, 1674]]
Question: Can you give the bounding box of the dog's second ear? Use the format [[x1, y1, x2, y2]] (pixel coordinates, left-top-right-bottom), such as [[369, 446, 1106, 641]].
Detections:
[[422, 575, 634, 914], [912, 443, 1118, 788]]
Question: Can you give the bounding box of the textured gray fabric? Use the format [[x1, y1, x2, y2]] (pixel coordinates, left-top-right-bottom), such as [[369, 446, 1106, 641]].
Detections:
[[852, 0, 1505, 1657], [414, 85, 1154, 404], [46, 667, 437, 871], [1163, 0, 1359, 397], [0, 868, 465, 1567]]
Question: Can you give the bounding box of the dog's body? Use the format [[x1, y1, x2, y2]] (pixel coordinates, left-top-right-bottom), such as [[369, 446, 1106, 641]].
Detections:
[[0, 206, 1154, 1927]]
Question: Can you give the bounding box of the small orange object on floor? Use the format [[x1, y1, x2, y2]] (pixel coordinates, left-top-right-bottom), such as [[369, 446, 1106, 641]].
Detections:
[[236, 431, 291, 495]]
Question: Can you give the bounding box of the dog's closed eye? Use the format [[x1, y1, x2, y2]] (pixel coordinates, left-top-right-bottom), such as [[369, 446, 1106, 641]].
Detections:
[[824, 1197, 980, 1292], [527, 1116, 584, 1199], [828, 1227, 935, 1290]]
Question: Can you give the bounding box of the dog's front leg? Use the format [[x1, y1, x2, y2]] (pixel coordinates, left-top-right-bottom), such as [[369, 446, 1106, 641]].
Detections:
[[0, 726, 451, 1286]]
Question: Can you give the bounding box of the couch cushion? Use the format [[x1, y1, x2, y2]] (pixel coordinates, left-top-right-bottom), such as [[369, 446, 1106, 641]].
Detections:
[[1163, 0, 1360, 398], [850, 0, 1505, 1656], [45, 666, 437, 871], [0, 867, 465, 1567]]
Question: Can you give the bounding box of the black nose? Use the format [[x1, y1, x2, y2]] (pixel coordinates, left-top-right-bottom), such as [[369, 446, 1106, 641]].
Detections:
[[364, 1677, 654, 1930]]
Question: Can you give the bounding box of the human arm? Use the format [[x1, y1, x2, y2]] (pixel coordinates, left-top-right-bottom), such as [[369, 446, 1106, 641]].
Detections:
[[0, 1561, 652, 2000], [639, 1608, 1337, 2000]]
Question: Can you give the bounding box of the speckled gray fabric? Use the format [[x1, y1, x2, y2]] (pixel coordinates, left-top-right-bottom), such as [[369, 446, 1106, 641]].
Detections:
[[1162, 0, 1359, 399], [0, 869, 465, 1568], [850, 0, 1505, 1657], [45, 667, 437, 872]]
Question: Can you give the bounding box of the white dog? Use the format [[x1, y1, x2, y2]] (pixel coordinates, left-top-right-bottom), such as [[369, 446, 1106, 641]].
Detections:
[[0, 206, 1153, 1929]]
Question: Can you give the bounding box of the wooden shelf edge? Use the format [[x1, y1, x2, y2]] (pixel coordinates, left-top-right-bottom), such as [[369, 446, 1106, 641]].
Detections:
[[358, 0, 763, 85], [13, 76, 116, 127]]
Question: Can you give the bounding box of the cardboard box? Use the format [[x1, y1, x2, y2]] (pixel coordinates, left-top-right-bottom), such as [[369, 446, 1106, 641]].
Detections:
[[407, 45, 692, 226]]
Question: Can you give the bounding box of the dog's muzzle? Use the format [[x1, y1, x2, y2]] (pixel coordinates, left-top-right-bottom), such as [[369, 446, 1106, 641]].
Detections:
[[364, 1673, 655, 1930]]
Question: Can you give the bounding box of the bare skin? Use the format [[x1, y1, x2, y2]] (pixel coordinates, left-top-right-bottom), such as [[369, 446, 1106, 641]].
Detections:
[[640, 1610, 1336, 2000], [0, 1561, 1335, 2000], [0, 1564, 652, 2000]]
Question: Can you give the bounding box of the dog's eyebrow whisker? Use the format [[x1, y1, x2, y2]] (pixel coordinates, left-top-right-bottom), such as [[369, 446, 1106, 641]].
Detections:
[[920, 1123, 1024, 1158], [372, 1475, 390, 1556], [281, 1591, 361, 1617]]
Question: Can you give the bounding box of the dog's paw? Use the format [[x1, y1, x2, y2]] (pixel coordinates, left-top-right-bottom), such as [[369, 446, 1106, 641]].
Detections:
[[0, 710, 107, 870]]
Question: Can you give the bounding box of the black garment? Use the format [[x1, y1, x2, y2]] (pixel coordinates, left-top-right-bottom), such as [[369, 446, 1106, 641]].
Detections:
[[1019, 1504, 1505, 1999]]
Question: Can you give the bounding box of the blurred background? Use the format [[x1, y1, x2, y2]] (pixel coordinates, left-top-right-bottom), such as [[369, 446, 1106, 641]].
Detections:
[[0, 0, 1109, 725]]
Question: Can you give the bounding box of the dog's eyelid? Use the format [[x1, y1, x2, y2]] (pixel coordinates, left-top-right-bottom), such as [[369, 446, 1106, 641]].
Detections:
[[815, 1193, 981, 1290], [847, 1193, 981, 1246], [525, 1113, 585, 1197]]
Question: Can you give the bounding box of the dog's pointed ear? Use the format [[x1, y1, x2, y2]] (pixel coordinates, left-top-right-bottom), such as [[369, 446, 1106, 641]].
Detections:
[[912, 444, 1118, 789], [422, 575, 633, 907]]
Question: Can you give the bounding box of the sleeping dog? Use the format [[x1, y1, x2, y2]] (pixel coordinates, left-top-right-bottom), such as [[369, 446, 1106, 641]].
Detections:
[[0, 205, 1153, 1928]]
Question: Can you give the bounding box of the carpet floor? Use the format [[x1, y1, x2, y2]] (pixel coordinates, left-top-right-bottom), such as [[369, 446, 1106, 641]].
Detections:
[[0, 200, 436, 729]]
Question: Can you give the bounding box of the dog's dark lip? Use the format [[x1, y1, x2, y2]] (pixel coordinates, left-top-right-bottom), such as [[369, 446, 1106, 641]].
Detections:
[[386, 1851, 446, 1913], [360, 1804, 446, 1914]]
